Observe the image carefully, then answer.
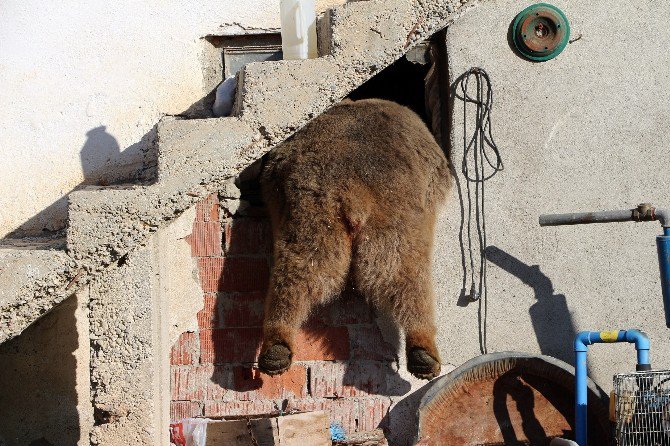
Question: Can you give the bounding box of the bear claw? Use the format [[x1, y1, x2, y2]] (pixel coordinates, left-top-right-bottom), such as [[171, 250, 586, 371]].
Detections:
[[258, 343, 292, 376], [407, 347, 441, 380]]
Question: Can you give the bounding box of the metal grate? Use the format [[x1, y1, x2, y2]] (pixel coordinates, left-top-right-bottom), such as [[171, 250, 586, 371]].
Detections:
[[614, 370, 670, 445]]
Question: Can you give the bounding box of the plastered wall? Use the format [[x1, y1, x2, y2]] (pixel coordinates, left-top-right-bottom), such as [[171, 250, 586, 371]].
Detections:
[[0, 0, 346, 238], [436, 0, 670, 390], [0, 292, 90, 446]]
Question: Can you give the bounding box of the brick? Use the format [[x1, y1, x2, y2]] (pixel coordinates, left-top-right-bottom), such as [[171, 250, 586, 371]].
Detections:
[[170, 332, 200, 366], [170, 401, 203, 420], [171, 366, 213, 401], [231, 365, 307, 400], [294, 326, 350, 361], [348, 325, 397, 361], [224, 218, 272, 255], [197, 293, 219, 329], [197, 257, 269, 293], [207, 366, 231, 400], [199, 327, 263, 364], [187, 221, 222, 257], [195, 194, 220, 222], [221, 292, 265, 327], [308, 362, 397, 398], [289, 398, 390, 434], [204, 400, 276, 418], [355, 398, 391, 433], [171, 365, 237, 402], [198, 292, 266, 330]]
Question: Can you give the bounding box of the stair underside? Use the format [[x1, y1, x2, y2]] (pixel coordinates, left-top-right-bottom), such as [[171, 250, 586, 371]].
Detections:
[[0, 237, 74, 341], [0, 0, 473, 344]]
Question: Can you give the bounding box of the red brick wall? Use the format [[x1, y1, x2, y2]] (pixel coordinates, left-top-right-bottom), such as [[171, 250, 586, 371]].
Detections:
[[170, 194, 400, 435]]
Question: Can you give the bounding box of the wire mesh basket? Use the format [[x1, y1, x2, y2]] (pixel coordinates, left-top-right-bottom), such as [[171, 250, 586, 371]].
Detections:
[[614, 370, 670, 445]]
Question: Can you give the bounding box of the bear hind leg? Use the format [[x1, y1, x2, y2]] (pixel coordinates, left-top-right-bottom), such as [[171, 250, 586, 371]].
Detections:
[[352, 225, 441, 380], [258, 217, 352, 375]]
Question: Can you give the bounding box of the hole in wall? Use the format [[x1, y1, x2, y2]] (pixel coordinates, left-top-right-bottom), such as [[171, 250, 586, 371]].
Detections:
[[116, 254, 128, 267], [306, 366, 313, 397], [232, 40, 438, 194], [347, 41, 433, 125], [93, 408, 116, 426]]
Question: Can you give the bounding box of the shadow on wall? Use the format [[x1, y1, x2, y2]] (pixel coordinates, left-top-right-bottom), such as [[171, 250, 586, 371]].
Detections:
[[381, 380, 435, 446], [5, 125, 157, 238], [0, 295, 82, 446], [486, 246, 577, 365], [5, 80, 222, 239]]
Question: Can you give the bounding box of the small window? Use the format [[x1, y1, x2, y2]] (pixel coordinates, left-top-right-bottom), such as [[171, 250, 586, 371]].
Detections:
[[207, 34, 283, 80]]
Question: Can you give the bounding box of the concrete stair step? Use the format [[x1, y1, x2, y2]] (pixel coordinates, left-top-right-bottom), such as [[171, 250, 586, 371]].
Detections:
[[156, 116, 256, 182], [1, 0, 469, 345], [234, 57, 343, 145], [0, 236, 75, 343]]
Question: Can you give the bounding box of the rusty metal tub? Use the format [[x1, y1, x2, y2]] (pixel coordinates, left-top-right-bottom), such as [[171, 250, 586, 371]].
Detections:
[[416, 352, 612, 446]]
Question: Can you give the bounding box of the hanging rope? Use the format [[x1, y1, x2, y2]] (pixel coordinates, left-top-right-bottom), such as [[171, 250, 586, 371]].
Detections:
[[456, 67, 503, 354]]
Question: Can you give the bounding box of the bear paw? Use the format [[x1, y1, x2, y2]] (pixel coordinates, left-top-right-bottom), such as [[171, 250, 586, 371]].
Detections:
[[407, 347, 441, 380], [258, 343, 292, 376]]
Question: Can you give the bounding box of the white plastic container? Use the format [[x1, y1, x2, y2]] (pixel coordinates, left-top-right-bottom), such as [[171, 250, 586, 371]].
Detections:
[[280, 0, 318, 60]]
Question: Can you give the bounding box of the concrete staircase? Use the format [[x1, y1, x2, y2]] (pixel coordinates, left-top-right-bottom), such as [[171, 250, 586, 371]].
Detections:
[[0, 0, 471, 344]]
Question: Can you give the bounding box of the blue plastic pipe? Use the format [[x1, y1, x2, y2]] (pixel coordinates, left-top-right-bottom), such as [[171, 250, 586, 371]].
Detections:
[[658, 227, 670, 327], [573, 330, 651, 446]]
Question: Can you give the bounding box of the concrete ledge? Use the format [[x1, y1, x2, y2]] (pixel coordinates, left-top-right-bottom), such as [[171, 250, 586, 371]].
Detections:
[[67, 186, 160, 268], [156, 116, 256, 182], [0, 239, 75, 343], [235, 57, 343, 145]]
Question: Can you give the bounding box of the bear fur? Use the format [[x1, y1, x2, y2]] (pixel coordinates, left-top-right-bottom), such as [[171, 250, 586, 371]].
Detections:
[[257, 98, 451, 379]]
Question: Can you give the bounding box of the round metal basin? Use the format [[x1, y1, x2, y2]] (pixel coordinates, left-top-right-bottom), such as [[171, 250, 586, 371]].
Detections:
[[417, 352, 612, 445]]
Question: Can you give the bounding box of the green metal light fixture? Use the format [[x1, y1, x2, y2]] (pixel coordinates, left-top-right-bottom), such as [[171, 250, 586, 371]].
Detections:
[[512, 3, 570, 62]]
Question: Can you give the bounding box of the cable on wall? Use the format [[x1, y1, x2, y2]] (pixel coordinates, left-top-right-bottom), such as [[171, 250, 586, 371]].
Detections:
[[456, 67, 503, 354]]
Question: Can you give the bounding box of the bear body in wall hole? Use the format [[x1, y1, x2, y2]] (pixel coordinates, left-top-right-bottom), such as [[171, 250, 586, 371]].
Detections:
[[257, 98, 451, 380]]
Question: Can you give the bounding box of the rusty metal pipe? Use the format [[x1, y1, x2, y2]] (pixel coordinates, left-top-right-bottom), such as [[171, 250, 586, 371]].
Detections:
[[539, 209, 633, 226], [539, 205, 670, 228], [539, 205, 670, 328]]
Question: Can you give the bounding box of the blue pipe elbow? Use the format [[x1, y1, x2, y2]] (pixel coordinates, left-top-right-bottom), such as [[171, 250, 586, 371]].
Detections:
[[573, 330, 651, 445], [574, 330, 649, 360]]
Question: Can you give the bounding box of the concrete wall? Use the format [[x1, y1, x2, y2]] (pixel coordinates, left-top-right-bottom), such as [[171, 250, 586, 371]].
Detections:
[[88, 207, 202, 446], [0, 0, 345, 238], [436, 0, 670, 390], [0, 292, 91, 446]]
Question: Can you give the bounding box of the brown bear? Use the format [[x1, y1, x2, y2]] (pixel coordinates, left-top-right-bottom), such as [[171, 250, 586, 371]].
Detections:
[[257, 98, 451, 379]]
